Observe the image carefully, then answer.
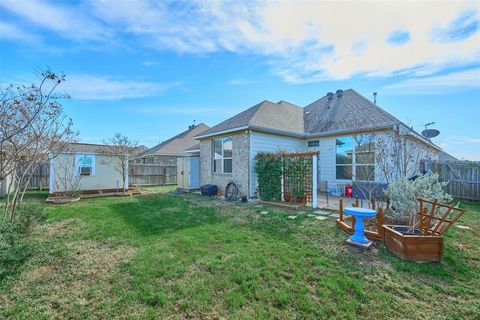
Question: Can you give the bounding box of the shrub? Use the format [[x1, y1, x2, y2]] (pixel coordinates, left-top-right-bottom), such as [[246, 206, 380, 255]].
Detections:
[[386, 171, 452, 224], [0, 204, 45, 284]]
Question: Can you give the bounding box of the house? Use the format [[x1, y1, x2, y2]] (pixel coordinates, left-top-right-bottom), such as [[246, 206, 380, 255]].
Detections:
[[135, 123, 209, 165], [195, 89, 441, 198], [49, 143, 128, 195]]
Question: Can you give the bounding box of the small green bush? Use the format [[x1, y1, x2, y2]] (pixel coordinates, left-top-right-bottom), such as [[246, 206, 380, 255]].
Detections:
[[0, 204, 45, 284]]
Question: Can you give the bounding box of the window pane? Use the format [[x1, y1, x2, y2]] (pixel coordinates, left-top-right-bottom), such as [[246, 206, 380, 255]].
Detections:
[[308, 140, 319, 148], [356, 152, 375, 164], [356, 165, 375, 181], [336, 137, 353, 164], [223, 137, 232, 158], [223, 159, 232, 173], [336, 165, 352, 180], [213, 159, 222, 172], [213, 139, 222, 159]]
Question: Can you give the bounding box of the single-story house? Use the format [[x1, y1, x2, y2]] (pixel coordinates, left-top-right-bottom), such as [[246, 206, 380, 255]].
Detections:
[[135, 123, 209, 165], [195, 89, 441, 198], [49, 143, 127, 195]]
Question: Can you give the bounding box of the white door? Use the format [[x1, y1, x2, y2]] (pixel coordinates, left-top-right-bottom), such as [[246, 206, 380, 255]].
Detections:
[[177, 158, 188, 188], [188, 156, 200, 189]]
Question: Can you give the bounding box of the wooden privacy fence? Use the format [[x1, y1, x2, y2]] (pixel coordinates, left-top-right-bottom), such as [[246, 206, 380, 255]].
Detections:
[[422, 160, 480, 201], [26, 163, 50, 189], [129, 164, 176, 186]]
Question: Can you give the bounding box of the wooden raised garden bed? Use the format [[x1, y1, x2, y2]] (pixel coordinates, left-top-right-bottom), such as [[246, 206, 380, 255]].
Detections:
[[383, 225, 444, 262], [383, 198, 466, 262]]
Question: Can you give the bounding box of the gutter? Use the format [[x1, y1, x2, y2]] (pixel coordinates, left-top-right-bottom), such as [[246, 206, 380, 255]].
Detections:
[[194, 123, 442, 151]]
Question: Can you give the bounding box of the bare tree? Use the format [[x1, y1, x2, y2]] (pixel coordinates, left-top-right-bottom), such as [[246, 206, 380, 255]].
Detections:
[[375, 125, 429, 183], [102, 133, 138, 193], [1, 70, 77, 222], [53, 155, 82, 199], [351, 131, 379, 208]]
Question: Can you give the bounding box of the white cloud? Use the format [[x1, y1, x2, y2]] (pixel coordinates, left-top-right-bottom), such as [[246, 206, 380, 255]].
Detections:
[[3, 0, 480, 83], [0, 21, 38, 42], [61, 74, 180, 100], [382, 68, 480, 94], [0, 0, 108, 41]]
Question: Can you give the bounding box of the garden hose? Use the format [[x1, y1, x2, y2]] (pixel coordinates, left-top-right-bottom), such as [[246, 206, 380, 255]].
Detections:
[[225, 182, 240, 201]]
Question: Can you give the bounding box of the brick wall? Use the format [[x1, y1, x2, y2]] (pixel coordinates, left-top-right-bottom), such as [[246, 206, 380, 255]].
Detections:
[[200, 130, 250, 196]]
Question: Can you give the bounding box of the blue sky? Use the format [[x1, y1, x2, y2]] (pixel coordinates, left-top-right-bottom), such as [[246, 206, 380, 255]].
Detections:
[[0, 0, 479, 160]]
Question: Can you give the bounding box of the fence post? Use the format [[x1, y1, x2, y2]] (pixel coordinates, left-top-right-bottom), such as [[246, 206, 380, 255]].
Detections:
[[312, 154, 317, 209]]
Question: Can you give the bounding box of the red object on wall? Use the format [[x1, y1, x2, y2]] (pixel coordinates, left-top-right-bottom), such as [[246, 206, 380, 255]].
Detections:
[[345, 185, 353, 197]]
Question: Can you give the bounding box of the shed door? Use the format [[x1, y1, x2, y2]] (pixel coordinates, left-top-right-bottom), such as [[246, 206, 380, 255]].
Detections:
[[177, 158, 188, 188], [188, 156, 200, 189]]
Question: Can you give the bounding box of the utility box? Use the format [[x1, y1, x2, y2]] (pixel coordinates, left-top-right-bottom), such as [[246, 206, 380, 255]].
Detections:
[[177, 156, 200, 190]]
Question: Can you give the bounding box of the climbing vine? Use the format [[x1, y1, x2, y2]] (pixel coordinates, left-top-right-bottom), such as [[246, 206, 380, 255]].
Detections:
[[254, 152, 283, 201], [254, 152, 313, 204]]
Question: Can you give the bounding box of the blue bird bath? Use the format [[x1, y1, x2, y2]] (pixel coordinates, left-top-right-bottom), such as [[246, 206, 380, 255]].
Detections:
[[343, 207, 377, 244]]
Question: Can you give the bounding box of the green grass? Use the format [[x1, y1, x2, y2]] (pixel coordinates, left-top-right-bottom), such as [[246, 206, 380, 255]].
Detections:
[[1, 192, 479, 319]]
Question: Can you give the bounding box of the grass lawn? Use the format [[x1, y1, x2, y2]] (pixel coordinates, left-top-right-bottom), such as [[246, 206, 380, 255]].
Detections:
[[1, 191, 479, 319]]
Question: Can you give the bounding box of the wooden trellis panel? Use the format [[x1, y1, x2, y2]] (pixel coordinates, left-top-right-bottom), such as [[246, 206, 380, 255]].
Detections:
[[283, 152, 315, 204]]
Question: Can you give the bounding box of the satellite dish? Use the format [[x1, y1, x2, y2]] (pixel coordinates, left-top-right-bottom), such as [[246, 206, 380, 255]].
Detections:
[[422, 129, 440, 139]]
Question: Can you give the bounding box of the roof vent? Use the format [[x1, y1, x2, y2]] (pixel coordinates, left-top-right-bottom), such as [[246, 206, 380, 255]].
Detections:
[[336, 89, 343, 98], [327, 92, 334, 100]]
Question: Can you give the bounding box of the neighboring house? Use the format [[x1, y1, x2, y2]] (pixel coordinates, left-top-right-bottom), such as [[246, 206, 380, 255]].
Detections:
[[0, 170, 15, 197], [135, 123, 209, 165], [195, 89, 441, 197], [49, 143, 127, 195]]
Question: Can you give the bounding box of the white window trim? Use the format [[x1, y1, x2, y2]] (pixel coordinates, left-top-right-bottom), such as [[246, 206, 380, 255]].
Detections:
[[212, 137, 232, 174]]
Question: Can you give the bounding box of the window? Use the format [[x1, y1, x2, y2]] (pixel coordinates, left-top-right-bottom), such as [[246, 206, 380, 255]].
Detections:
[[335, 135, 376, 181], [75, 154, 95, 176], [355, 135, 375, 181], [307, 140, 319, 148], [336, 137, 353, 180], [212, 137, 233, 173]]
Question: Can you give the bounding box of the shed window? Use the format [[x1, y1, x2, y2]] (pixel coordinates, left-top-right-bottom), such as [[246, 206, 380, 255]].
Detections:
[[307, 140, 319, 148], [212, 137, 232, 173], [75, 154, 95, 176]]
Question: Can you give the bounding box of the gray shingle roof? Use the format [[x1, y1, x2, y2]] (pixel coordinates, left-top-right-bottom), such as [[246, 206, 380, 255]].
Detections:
[[65, 143, 117, 154], [304, 89, 400, 134], [195, 89, 438, 150], [196, 100, 304, 138], [185, 143, 200, 152], [141, 123, 209, 157]]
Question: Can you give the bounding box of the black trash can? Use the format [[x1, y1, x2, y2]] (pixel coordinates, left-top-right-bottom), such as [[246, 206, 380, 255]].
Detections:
[[200, 184, 218, 196]]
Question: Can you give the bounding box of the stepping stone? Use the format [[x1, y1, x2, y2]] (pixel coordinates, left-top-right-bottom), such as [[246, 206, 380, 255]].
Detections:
[[456, 225, 471, 230], [315, 216, 328, 221], [307, 214, 316, 218], [287, 215, 297, 220], [260, 211, 269, 215], [313, 210, 331, 216], [297, 211, 306, 215], [254, 205, 263, 208], [329, 213, 340, 218]]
